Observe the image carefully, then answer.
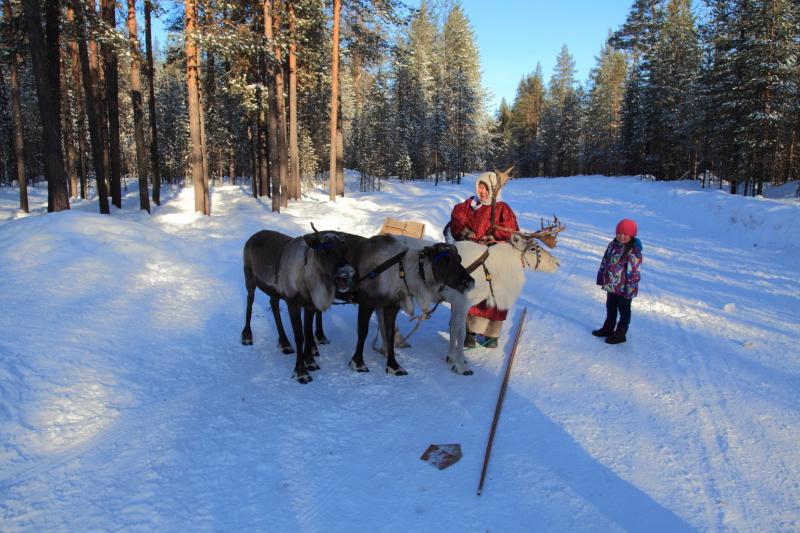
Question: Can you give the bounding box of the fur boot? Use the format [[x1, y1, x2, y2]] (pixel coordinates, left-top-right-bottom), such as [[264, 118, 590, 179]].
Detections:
[[605, 324, 628, 344], [482, 336, 498, 348], [464, 332, 477, 349], [592, 317, 615, 337]]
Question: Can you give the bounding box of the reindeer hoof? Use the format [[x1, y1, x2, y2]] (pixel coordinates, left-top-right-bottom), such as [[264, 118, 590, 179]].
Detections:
[[451, 365, 473, 376], [280, 345, 295, 355], [306, 360, 320, 372], [396, 340, 411, 349], [349, 360, 369, 373], [316, 335, 330, 345], [293, 372, 313, 384], [310, 347, 320, 357], [386, 366, 408, 376], [241, 338, 253, 346]]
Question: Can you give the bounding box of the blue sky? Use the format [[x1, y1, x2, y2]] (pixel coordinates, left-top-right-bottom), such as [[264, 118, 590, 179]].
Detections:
[[438, 0, 635, 111]]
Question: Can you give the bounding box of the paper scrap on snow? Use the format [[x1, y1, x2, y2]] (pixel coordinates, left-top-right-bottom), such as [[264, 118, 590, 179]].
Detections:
[[421, 444, 462, 470]]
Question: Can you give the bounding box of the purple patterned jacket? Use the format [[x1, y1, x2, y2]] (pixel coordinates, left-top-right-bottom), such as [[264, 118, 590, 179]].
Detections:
[[596, 238, 643, 299]]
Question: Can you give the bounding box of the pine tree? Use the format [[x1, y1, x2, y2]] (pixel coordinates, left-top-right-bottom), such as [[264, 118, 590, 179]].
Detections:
[[3, 0, 29, 211], [127, 0, 150, 213], [508, 66, 545, 176], [540, 45, 579, 176], [585, 36, 628, 175], [611, 0, 664, 177], [649, 0, 701, 180], [441, 4, 482, 181], [20, 0, 70, 212]]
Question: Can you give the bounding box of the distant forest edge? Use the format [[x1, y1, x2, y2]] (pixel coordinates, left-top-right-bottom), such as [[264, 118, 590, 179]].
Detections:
[[2, 0, 798, 214]]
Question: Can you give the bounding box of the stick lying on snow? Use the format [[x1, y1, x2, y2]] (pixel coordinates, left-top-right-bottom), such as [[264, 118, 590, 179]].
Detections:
[[477, 306, 528, 496]]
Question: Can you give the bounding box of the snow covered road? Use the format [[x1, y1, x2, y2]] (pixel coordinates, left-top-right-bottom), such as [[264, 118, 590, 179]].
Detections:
[[1, 175, 798, 531]]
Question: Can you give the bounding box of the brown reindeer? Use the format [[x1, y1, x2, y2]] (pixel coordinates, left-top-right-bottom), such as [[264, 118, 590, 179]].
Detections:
[[241, 229, 355, 384]]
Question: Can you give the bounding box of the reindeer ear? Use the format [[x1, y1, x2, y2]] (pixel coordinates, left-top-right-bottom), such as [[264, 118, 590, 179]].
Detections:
[[510, 232, 527, 250], [495, 166, 514, 190], [303, 233, 320, 248]]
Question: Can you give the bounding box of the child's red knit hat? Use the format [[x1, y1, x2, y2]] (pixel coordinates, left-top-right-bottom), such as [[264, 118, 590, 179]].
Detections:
[[616, 218, 638, 237]]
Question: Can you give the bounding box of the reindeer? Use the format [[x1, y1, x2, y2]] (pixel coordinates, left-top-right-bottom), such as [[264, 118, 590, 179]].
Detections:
[[240, 229, 355, 384], [348, 235, 474, 375], [442, 225, 561, 375]]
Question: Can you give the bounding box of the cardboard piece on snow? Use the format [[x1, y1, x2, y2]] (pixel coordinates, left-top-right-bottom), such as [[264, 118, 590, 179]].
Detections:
[[420, 443, 462, 470], [379, 217, 425, 239]]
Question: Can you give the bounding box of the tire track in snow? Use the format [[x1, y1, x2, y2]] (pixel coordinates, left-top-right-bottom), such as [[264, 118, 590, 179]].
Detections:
[[669, 316, 798, 532]]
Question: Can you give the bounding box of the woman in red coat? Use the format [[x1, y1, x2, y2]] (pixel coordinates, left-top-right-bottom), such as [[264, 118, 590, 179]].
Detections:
[[450, 172, 519, 348]]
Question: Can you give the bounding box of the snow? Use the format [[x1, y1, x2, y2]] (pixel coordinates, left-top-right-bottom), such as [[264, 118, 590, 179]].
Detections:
[[1, 175, 799, 532]]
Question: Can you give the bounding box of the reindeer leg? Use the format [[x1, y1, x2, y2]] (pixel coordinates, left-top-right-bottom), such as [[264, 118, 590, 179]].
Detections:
[[447, 296, 473, 376], [303, 307, 320, 370], [288, 303, 311, 384], [383, 306, 407, 376], [241, 280, 256, 346], [270, 297, 295, 354], [373, 311, 387, 356], [314, 311, 330, 344], [349, 303, 372, 372]]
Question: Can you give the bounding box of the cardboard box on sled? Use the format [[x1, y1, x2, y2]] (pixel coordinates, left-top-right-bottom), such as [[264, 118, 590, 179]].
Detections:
[[379, 217, 425, 239]]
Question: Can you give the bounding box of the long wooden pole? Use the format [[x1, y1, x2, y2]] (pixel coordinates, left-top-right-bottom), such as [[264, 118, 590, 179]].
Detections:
[[477, 306, 527, 496]]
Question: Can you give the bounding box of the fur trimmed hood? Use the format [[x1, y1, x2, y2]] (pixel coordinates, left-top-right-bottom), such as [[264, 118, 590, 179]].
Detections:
[[475, 172, 502, 205]]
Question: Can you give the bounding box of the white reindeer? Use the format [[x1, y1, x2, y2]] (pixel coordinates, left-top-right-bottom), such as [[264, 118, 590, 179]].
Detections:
[[441, 233, 559, 374], [376, 231, 559, 375]]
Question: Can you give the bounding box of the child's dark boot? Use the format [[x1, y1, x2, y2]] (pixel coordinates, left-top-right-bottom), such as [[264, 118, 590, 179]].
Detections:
[[592, 318, 615, 337], [483, 336, 498, 348], [605, 324, 628, 344]]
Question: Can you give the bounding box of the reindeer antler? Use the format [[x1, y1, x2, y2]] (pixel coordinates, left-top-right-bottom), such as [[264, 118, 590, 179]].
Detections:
[[519, 215, 565, 249], [493, 165, 514, 190]]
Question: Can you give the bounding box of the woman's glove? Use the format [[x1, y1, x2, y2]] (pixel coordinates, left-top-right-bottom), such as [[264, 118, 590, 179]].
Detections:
[[460, 228, 476, 241]]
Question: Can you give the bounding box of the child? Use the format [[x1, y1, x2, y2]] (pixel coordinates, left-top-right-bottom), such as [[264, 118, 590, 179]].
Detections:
[[592, 218, 643, 344]]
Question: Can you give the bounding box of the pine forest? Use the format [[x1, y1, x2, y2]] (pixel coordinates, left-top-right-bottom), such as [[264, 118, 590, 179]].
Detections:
[[0, 0, 798, 215]]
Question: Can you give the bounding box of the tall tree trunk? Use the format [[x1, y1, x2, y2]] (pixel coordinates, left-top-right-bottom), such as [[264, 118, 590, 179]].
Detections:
[[21, 0, 69, 212], [223, 59, 236, 186], [263, 0, 281, 212], [127, 0, 150, 212], [185, 0, 209, 214], [251, 0, 265, 197], [96, 37, 112, 203], [273, 1, 288, 208], [288, 1, 299, 200], [74, 0, 110, 214], [144, 0, 161, 202], [66, 3, 88, 199], [248, 119, 257, 197], [336, 120, 343, 195], [328, 0, 340, 202], [4, 0, 28, 213], [102, 0, 122, 208], [198, 69, 210, 201], [59, 50, 78, 199]]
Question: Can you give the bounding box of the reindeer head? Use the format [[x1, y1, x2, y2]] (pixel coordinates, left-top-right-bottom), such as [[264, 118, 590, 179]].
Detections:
[[510, 232, 560, 273], [423, 243, 475, 294], [303, 231, 356, 293]]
